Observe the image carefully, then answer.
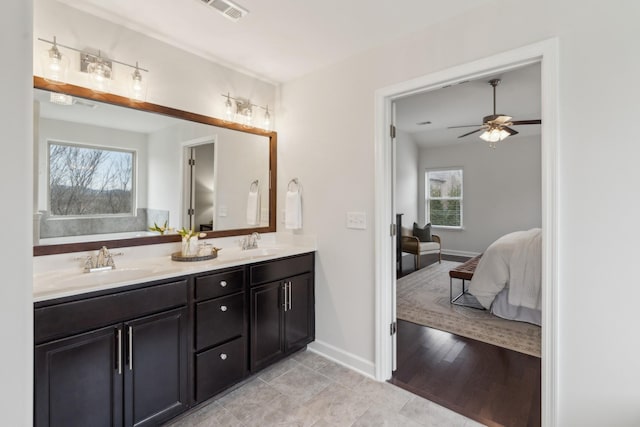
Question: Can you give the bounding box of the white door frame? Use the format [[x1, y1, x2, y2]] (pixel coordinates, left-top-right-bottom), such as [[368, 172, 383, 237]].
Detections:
[[373, 39, 559, 426]]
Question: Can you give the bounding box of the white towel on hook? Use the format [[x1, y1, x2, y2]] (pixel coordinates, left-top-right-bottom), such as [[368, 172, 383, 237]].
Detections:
[[285, 189, 302, 230], [246, 188, 260, 226]]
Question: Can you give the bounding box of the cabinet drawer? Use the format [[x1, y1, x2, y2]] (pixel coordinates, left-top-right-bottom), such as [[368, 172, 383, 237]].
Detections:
[[195, 337, 245, 402], [35, 279, 188, 344], [195, 269, 244, 300], [195, 292, 244, 350], [250, 253, 314, 285]]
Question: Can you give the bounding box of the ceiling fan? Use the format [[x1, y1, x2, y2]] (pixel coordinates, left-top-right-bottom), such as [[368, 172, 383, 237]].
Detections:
[[448, 78, 541, 147]]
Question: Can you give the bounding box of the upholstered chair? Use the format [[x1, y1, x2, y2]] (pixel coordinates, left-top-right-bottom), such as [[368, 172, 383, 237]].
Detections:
[[400, 227, 442, 270]]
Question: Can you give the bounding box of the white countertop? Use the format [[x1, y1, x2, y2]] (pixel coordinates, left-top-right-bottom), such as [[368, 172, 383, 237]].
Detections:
[[33, 233, 316, 303]]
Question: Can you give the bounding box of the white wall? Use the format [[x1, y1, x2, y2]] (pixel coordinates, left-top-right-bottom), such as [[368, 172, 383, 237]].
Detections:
[[148, 122, 270, 231], [0, 0, 33, 424], [417, 135, 541, 254], [279, 1, 640, 425], [395, 130, 419, 226]]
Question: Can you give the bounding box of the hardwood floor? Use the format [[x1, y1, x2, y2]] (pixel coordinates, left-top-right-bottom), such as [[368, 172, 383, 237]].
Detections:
[[392, 254, 541, 427]]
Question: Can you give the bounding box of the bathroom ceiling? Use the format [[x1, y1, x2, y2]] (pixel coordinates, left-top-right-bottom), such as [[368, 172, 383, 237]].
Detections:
[[394, 63, 541, 148], [56, 0, 493, 84]]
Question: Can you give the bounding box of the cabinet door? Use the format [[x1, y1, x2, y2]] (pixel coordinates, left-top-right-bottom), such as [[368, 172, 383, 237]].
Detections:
[[124, 307, 188, 427], [34, 324, 123, 427], [250, 281, 284, 371], [284, 273, 315, 352]]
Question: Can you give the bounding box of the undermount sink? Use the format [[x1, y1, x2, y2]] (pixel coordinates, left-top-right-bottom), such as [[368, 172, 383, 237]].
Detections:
[[218, 246, 283, 262], [35, 265, 166, 292]]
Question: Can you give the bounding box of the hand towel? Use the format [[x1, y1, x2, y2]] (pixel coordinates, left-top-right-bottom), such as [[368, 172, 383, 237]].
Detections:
[[285, 190, 302, 230], [246, 189, 260, 225]]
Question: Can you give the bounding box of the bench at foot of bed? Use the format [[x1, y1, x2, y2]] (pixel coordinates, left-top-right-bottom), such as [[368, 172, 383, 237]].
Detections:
[[449, 254, 485, 309]]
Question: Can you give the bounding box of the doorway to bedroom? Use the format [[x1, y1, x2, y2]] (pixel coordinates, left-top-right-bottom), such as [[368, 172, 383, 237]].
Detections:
[[389, 62, 543, 426], [373, 40, 559, 425]]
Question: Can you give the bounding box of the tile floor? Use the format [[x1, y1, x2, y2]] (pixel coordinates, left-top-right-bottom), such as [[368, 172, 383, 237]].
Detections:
[[166, 350, 484, 427]]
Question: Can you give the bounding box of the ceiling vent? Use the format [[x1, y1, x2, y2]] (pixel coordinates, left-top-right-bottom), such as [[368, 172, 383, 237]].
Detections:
[[199, 0, 249, 22]]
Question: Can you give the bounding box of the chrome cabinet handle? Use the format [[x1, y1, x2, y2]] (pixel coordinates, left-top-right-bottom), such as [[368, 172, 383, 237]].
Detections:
[[117, 328, 122, 375], [288, 281, 292, 311], [220, 280, 227, 287], [220, 353, 227, 360], [220, 305, 228, 312], [128, 326, 133, 371], [283, 282, 288, 312]]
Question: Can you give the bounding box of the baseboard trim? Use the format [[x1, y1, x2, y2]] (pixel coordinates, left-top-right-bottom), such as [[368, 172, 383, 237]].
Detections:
[[307, 340, 376, 379], [442, 249, 481, 258]]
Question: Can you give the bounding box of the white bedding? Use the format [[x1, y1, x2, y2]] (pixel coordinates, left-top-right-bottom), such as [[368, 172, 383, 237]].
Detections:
[[468, 228, 542, 315]]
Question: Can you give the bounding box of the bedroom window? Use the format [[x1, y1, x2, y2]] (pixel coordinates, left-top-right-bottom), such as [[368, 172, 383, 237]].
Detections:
[[425, 168, 463, 228], [48, 141, 135, 216]]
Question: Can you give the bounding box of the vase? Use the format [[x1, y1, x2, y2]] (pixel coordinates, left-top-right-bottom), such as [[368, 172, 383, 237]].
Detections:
[[181, 236, 198, 257]]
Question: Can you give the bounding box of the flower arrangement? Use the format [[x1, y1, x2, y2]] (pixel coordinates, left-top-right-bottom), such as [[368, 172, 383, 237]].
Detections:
[[176, 228, 207, 240], [149, 220, 171, 235], [176, 228, 207, 257]]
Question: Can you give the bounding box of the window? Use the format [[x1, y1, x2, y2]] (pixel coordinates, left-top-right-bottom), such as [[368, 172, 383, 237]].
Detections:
[[425, 168, 463, 228], [48, 142, 135, 216]]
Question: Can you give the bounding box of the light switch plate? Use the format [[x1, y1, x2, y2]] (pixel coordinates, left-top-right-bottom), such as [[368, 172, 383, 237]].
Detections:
[[346, 212, 367, 230]]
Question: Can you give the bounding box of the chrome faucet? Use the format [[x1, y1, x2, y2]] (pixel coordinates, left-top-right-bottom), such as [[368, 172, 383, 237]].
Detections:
[[81, 246, 121, 272], [240, 232, 261, 250]]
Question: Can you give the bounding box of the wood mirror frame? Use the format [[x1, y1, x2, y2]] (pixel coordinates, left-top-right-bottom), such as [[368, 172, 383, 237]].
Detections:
[[33, 76, 277, 256]]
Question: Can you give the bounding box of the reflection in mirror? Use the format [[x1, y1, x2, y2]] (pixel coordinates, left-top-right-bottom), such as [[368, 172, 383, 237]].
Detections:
[[33, 79, 276, 255]]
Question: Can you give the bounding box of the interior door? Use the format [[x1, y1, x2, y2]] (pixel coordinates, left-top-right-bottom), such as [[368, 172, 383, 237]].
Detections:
[[391, 100, 398, 372]]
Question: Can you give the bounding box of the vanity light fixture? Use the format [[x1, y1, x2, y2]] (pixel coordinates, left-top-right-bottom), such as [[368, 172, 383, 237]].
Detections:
[[41, 36, 69, 85], [263, 106, 271, 131], [221, 93, 273, 130], [38, 36, 149, 101], [129, 62, 148, 102], [49, 92, 74, 106]]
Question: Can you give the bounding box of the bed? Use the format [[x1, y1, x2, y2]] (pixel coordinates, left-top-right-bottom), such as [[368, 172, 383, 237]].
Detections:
[[468, 228, 542, 326]]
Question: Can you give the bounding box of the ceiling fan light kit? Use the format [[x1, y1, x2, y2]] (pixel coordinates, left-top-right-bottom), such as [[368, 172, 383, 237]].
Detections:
[[449, 78, 541, 148]]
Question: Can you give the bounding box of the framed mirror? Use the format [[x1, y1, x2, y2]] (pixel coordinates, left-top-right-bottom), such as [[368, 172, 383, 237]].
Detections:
[[33, 77, 276, 256]]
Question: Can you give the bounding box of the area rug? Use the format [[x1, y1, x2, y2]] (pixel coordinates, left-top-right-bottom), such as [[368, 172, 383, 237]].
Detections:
[[397, 260, 541, 357]]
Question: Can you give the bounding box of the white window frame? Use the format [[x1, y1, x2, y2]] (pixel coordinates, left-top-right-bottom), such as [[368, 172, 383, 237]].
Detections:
[[47, 140, 137, 218], [425, 167, 463, 229]]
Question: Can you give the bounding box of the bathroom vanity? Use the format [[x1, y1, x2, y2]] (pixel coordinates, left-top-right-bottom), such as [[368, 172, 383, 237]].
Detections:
[[33, 248, 315, 427]]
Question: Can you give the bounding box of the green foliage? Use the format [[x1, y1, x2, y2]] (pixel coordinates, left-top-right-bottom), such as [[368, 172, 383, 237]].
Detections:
[[429, 200, 461, 226]]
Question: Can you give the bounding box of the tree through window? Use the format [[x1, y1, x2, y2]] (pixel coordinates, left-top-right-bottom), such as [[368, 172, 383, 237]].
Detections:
[[48, 142, 135, 216], [426, 168, 462, 227]]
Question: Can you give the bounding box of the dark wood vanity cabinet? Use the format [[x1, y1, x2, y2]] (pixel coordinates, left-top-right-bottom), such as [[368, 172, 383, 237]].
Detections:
[[34, 251, 315, 426], [249, 254, 315, 372], [34, 279, 189, 427]]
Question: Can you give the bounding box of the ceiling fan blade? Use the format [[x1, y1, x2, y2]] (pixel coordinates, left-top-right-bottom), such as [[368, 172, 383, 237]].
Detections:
[[510, 119, 541, 125], [458, 128, 484, 138], [502, 126, 519, 136], [448, 124, 482, 129]]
